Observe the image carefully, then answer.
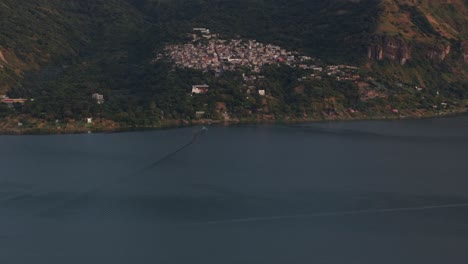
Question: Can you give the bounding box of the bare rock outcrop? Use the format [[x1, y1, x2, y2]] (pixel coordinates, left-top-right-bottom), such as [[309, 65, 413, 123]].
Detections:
[[426, 44, 451, 62], [462, 41, 468, 63], [0, 50, 7, 64], [368, 36, 411, 65]]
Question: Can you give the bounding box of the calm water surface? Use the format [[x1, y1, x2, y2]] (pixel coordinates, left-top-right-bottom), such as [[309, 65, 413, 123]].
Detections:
[[1, 116, 468, 263]]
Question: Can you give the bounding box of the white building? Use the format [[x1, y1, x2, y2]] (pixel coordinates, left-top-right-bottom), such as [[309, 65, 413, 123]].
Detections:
[[92, 93, 104, 104], [192, 84, 209, 94], [195, 111, 206, 118]]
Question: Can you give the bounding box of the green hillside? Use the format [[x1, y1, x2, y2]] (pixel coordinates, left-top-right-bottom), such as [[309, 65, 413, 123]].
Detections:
[[0, 0, 466, 132], [0, 0, 145, 89]]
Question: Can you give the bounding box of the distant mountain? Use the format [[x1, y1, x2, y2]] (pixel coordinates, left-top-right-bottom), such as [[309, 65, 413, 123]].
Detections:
[[0, 0, 466, 132]]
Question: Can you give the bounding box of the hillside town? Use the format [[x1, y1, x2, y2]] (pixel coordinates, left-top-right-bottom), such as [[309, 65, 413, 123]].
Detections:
[[157, 28, 365, 84], [157, 28, 313, 74], [154, 28, 404, 118]]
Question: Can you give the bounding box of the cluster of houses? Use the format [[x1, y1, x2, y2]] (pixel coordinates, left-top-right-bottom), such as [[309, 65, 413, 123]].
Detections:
[[160, 27, 448, 119], [0, 93, 104, 108], [158, 27, 366, 87], [159, 28, 314, 74], [192, 83, 266, 97], [297, 64, 362, 82]]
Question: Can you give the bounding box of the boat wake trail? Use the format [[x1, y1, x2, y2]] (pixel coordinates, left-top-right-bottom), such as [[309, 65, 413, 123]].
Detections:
[[191, 202, 468, 225], [122, 127, 207, 180], [22, 127, 208, 217]]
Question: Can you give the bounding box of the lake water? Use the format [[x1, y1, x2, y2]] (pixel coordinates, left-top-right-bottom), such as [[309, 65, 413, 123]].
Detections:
[[1, 116, 468, 263]]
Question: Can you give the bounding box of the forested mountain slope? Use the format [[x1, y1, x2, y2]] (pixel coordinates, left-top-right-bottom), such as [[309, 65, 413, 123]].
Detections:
[[0, 0, 466, 132]]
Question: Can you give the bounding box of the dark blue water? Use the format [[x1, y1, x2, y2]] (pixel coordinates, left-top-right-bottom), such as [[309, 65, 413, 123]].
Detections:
[[1, 116, 468, 263]]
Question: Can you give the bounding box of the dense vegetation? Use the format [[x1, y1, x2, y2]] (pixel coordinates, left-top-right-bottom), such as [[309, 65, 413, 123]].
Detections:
[[0, 0, 466, 129]]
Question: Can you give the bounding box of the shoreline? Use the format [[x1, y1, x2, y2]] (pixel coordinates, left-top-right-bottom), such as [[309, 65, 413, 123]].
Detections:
[[0, 108, 466, 135]]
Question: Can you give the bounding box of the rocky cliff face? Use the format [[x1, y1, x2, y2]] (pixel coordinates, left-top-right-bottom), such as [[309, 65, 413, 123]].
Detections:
[[368, 37, 464, 64], [426, 44, 451, 62], [0, 50, 7, 65], [462, 41, 468, 63], [368, 36, 411, 65]]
